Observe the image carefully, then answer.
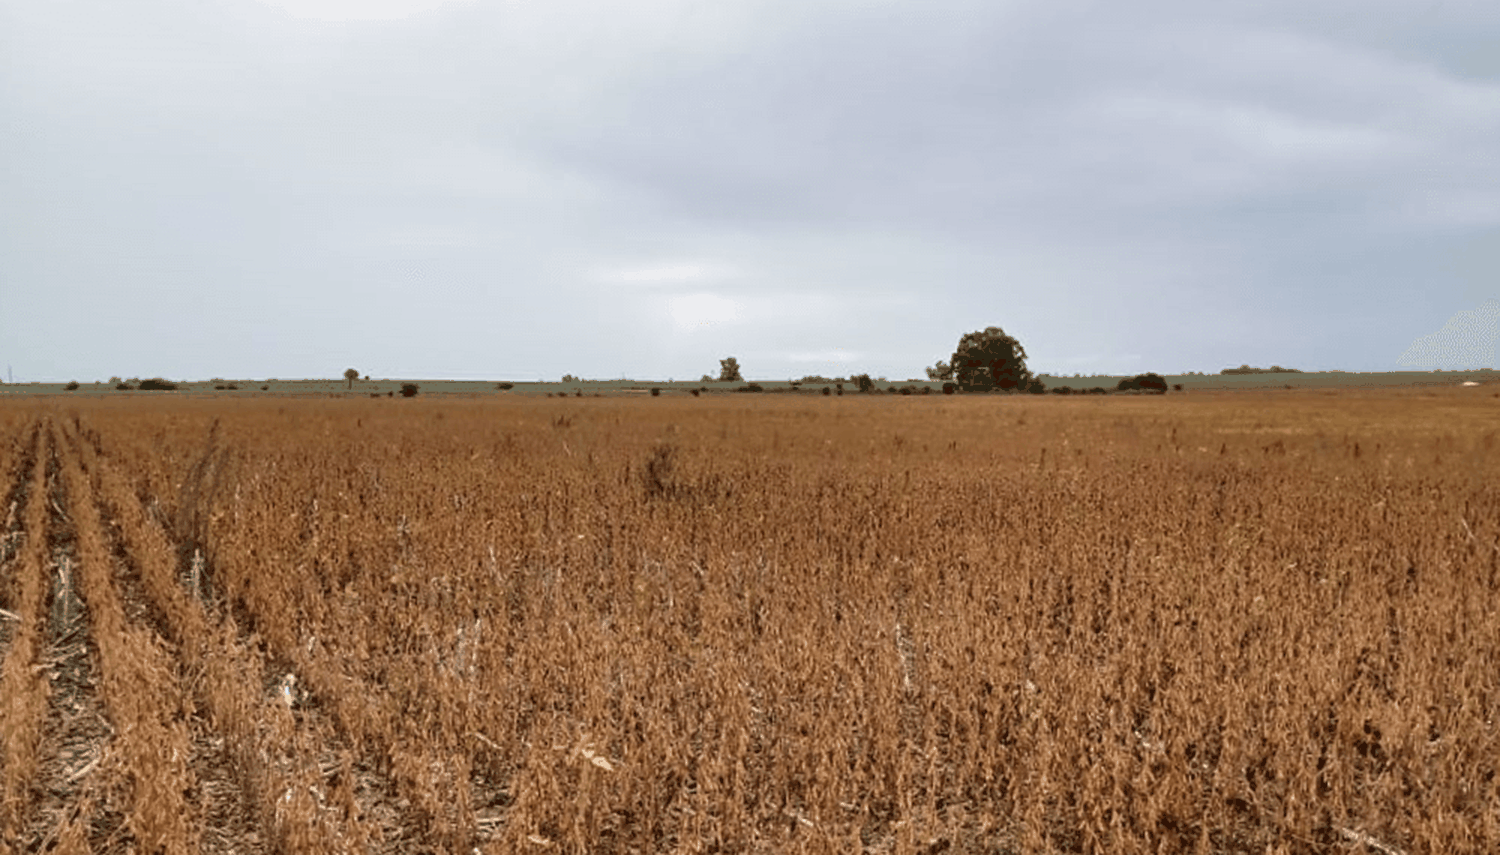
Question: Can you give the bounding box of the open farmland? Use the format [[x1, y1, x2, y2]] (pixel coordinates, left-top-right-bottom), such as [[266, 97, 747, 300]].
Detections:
[[0, 390, 1497, 854]]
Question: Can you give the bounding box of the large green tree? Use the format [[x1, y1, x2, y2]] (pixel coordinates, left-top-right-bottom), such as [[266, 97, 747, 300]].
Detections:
[[948, 327, 1033, 392]]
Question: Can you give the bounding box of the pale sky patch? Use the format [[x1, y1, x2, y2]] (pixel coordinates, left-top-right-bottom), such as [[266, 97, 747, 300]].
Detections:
[[252, 0, 476, 22], [602, 263, 736, 285], [667, 293, 743, 331], [785, 349, 859, 364]]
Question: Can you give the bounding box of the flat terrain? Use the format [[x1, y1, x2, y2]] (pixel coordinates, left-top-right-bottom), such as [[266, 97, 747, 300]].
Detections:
[[2, 369, 1498, 399], [0, 389, 1496, 853]]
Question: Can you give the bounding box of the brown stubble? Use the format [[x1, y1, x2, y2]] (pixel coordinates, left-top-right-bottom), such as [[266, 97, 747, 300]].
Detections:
[[8, 385, 1499, 853]]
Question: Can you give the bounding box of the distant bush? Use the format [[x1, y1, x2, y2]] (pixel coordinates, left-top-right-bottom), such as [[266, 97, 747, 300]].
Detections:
[[736, 383, 764, 393], [65, 381, 80, 391], [691, 389, 700, 397], [1116, 373, 1167, 394], [497, 382, 514, 390], [1052, 386, 1073, 395], [1137, 373, 1168, 393], [562, 374, 579, 383], [116, 382, 134, 391], [822, 386, 831, 396], [400, 383, 419, 398], [852, 374, 876, 393], [1088, 387, 1108, 395], [261, 385, 270, 391], [215, 385, 225, 390], [651, 388, 661, 397], [1173, 384, 1183, 392], [942, 382, 957, 395], [1026, 378, 1047, 394]]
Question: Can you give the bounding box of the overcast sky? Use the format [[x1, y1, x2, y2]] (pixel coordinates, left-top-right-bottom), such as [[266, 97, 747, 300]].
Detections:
[[4, 0, 1499, 383]]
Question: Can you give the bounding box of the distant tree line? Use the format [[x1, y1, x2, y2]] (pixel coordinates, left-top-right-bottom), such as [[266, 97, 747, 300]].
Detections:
[[1220, 364, 1302, 375]]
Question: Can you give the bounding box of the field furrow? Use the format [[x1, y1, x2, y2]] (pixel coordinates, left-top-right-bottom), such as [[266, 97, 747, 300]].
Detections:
[[0, 418, 37, 665], [0, 420, 49, 853], [12, 421, 131, 852], [69, 417, 371, 854]]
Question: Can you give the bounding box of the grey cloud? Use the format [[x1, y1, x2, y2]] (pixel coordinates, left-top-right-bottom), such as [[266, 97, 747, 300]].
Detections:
[[3, 0, 1500, 381]]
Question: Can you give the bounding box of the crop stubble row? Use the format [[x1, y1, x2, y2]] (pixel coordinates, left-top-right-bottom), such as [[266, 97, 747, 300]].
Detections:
[[4, 391, 1499, 854]]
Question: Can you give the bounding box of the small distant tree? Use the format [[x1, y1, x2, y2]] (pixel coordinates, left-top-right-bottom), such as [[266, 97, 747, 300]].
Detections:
[[65, 381, 80, 391], [562, 374, 579, 384], [925, 360, 953, 381], [718, 357, 743, 383], [851, 374, 875, 393], [344, 368, 359, 390], [400, 383, 419, 398]]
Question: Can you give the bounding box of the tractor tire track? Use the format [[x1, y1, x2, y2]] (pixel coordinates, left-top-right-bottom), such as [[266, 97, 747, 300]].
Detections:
[[169, 423, 451, 852], [55, 420, 199, 854], [8, 419, 127, 853], [0, 419, 48, 853], [0, 418, 39, 664], [69, 419, 369, 854], [62, 420, 265, 854]]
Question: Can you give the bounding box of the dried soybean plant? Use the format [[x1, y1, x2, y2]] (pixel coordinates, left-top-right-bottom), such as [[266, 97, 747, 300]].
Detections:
[[12, 388, 1499, 854]]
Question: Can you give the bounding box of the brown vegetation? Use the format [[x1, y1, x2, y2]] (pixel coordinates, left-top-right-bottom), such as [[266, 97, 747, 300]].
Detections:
[[0, 390, 1497, 853]]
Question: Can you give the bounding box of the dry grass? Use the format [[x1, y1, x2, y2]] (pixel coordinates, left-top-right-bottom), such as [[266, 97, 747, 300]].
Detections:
[[1, 388, 1497, 853]]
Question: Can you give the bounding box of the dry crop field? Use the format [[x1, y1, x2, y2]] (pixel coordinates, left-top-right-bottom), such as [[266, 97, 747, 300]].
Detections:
[[0, 389, 1496, 854]]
